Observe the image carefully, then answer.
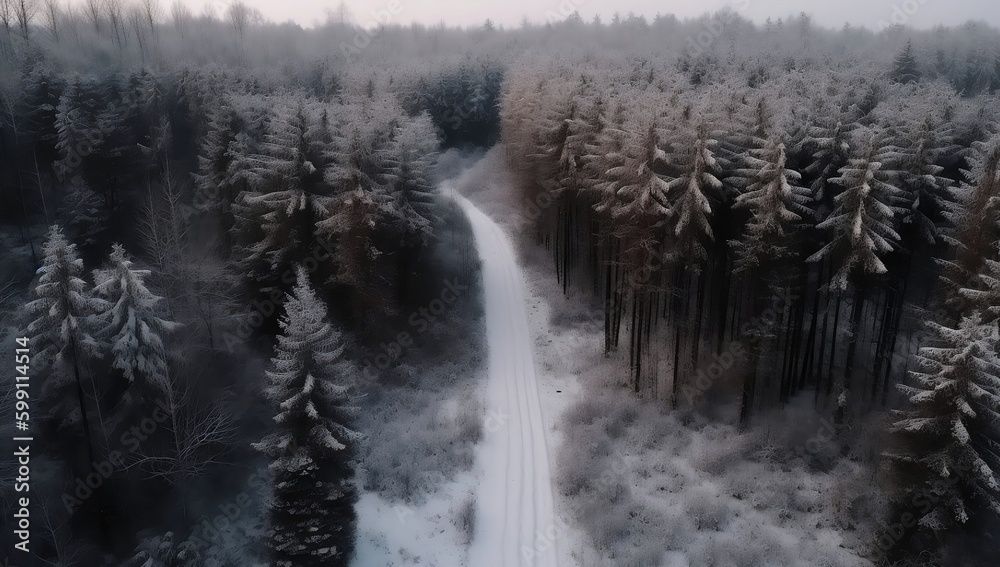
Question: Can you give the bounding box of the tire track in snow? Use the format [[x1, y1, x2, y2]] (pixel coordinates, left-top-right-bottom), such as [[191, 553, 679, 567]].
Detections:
[[457, 193, 560, 567]]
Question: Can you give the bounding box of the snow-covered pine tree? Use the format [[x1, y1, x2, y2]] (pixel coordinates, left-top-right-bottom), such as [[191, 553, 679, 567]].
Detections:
[[252, 266, 358, 567], [895, 116, 958, 245], [595, 115, 671, 269], [729, 141, 812, 272], [585, 97, 630, 222], [193, 102, 241, 214], [383, 112, 440, 246], [58, 178, 108, 248], [24, 226, 105, 447], [807, 128, 909, 291], [123, 531, 201, 567], [316, 97, 400, 320], [962, 249, 1000, 326], [661, 120, 721, 264], [53, 77, 100, 180], [799, 117, 857, 213], [564, 91, 606, 193], [891, 40, 921, 84], [92, 243, 180, 415], [380, 112, 441, 303], [940, 135, 1000, 315], [231, 100, 333, 286], [887, 313, 1000, 537]]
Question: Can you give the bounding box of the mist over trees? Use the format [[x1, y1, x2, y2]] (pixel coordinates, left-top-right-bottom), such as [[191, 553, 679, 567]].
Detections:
[[0, 2, 998, 566]]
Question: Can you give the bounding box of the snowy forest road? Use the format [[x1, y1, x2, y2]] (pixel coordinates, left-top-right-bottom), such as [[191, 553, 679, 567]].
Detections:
[[457, 191, 561, 567]]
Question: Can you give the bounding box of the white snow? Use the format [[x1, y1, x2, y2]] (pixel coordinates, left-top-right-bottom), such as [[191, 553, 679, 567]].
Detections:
[[456, 190, 560, 567]]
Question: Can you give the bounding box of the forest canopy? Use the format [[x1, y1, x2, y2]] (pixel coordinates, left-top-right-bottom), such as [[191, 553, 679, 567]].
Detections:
[[0, 2, 999, 566]]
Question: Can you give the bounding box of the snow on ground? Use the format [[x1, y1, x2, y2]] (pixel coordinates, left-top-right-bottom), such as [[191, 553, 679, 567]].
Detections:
[[355, 147, 882, 566], [353, 469, 478, 567], [456, 148, 884, 567], [352, 149, 575, 567]]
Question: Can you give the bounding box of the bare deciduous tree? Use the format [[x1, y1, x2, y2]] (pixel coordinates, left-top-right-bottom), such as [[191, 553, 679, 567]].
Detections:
[[14, 0, 37, 41], [0, 0, 14, 37], [105, 0, 127, 49], [139, 0, 158, 31], [169, 0, 189, 38], [123, 380, 239, 481], [41, 0, 58, 42], [82, 0, 101, 32], [227, 0, 250, 45], [128, 4, 148, 61]]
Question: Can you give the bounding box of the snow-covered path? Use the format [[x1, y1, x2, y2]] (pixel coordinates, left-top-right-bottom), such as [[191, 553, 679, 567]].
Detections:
[[457, 193, 561, 567]]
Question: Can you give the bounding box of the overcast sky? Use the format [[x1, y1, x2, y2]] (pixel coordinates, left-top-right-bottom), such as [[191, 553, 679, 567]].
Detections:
[[79, 0, 1000, 30]]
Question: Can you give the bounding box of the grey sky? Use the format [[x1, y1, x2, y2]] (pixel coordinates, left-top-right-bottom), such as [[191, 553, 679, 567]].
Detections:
[[72, 0, 1000, 30]]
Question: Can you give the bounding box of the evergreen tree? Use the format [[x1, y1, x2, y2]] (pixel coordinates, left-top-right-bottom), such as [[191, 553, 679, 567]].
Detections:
[[887, 313, 1000, 537], [58, 178, 109, 248], [24, 226, 106, 477], [231, 100, 332, 286], [807, 129, 908, 291], [891, 41, 921, 85], [940, 135, 1000, 314], [193, 102, 242, 217], [383, 113, 440, 245], [252, 266, 358, 567], [729, 141, 812, 272], [596, 117, 671, 265], [896, 117, 957, 245], [316, 99, 400, 319], [123, 531, 201, 567], [800, 118, 856, 211], [661, 121, 721, 264], [92, 243, 180, 414]]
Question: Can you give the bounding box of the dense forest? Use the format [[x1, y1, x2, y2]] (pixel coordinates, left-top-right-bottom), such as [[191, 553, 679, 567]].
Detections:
[[0, 1, 999, 566]]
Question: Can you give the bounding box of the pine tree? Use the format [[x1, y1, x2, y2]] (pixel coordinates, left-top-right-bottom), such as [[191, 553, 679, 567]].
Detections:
[[800, 118, 857, 211], [729, 141, 812, 272], [24, 226, 105, 449], [940, 135, 1000, 313], [53, 77, 100, 181], [58, 178, 108, 247], [896, 117, 957, 245], [123, 531, 201, 567], [887, 313, 1000, 535], [316, 99, 399, 319], [661, 121, 721, 264], [597, 117, 671, 266], [192, 103, 241, 214], [962, 251, 1000, 325], [252, 266, 358, 567], [891, 41, 921, 84], [383, 113, 440, 245], [807, 129, 908, 291], [232, 100, 332, 286], [92, 243, 180, 414]]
